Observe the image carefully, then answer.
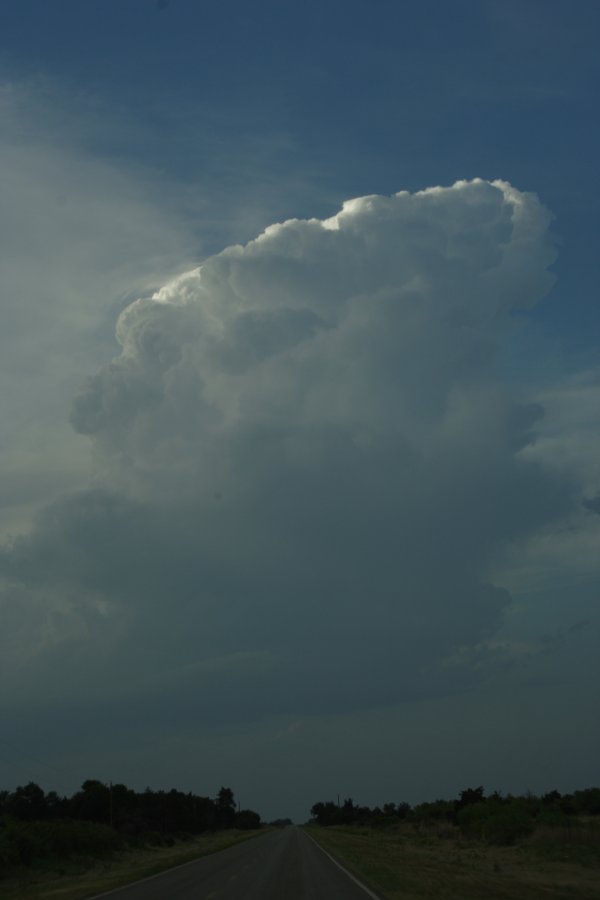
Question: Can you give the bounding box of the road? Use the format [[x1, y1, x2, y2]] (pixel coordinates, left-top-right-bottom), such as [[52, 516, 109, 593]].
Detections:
[[90, 826, 379, 900]]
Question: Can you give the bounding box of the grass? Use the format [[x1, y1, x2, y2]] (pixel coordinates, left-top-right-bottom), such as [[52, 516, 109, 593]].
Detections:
[[0, 828, 267, 900], [305, 823, 600, 900]]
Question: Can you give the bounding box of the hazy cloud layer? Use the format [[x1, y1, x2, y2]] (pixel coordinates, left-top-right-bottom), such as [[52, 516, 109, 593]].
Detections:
[[492, 368, 600, 596], [1, 180, 577, 732], [0, 79, 200, 535]]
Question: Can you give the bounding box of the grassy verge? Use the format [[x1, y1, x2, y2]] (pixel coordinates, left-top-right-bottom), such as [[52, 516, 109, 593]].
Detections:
[[0, 828, 268, 900], [305, 824, 600, 900]]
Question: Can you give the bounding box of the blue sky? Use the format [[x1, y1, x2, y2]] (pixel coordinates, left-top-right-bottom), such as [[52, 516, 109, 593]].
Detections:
[[1, 0, 599, 821], [3, 0, 597, 354]]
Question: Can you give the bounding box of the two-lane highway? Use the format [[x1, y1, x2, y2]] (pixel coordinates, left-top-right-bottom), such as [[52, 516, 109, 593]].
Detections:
[[90, 827, 380, 899]]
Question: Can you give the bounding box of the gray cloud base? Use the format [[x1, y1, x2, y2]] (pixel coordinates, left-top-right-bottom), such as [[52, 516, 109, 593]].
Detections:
[[1, 179, 573, 733]]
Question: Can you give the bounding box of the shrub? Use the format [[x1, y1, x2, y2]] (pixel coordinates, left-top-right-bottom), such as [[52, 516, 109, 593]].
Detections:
[[457, 802, 534, 845], [0, 819, 123, 871], [235, 810, 261, 830]]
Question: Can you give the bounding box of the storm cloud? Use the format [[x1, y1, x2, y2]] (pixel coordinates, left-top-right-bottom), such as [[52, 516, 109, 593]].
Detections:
[[0, 180, 574, 733]]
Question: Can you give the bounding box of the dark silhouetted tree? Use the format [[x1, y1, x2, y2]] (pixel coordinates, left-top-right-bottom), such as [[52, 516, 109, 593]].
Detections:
[[7, 782, 48, 820], [235, 809, 261, 829], [216, 786, 236, 828]]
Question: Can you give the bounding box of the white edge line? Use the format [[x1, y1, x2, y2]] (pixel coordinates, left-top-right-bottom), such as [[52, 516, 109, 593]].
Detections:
[[86, 853, 209, 899], [302, 829, 383, 900], [86, 831, 269, 899]]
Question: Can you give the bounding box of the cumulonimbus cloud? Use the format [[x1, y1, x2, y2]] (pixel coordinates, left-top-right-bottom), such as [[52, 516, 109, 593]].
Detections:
[[1, 179, 573, 724]]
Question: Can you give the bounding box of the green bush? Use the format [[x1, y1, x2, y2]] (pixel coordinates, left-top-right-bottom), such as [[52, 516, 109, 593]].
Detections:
[[0, 819, 123, 871], [457, 802, 534, 845], [235, 809, 261, 830]]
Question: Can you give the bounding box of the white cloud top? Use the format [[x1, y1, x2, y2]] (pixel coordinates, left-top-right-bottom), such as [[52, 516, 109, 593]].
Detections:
[[73, 179, 555, 489]]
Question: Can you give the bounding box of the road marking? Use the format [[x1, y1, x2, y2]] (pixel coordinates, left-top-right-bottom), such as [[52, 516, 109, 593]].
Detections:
[[86, 855, 208, 899], [303, 830, 383, 900]]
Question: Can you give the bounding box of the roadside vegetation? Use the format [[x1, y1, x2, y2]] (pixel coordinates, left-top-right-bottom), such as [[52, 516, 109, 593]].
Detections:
[[0, 828, 266, 900], [307, 787, 600, 899], [0, 780, 264, 899]]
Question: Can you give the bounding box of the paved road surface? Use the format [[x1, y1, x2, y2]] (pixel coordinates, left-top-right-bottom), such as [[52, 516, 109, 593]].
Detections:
[[91, 827, 379, 899]]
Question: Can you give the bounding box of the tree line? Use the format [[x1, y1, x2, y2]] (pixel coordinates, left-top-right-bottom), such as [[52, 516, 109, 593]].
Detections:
[[1, 780, 261, 835], [310, 786, 600, 845], [0, 780, 262, 869]]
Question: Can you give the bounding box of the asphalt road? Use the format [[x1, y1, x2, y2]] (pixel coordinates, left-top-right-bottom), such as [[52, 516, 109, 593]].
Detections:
[[91, 827, 379, 900]]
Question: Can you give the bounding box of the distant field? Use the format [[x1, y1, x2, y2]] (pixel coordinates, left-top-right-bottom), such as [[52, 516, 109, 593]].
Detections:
[[0, 828, 266, 900], [305, 824, 600, 900]]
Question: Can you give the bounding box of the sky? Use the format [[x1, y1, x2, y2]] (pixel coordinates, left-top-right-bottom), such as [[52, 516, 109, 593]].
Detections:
[[0, 0, 599, 824]]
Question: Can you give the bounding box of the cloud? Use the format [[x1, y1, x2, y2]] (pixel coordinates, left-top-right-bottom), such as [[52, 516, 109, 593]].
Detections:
[[0, 74, 347, 538], [583, 496, 600, 515], [491, 368, 600, 596], [1, 179, 574, 731], [0, 78, 199, 536]]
